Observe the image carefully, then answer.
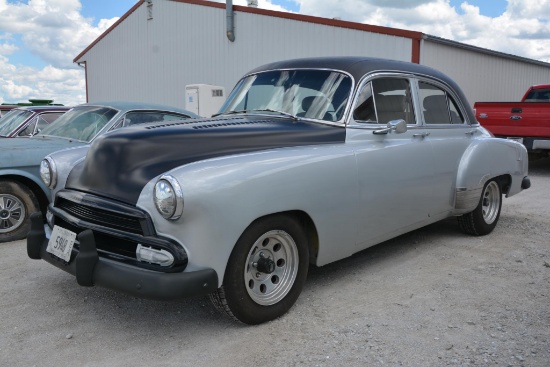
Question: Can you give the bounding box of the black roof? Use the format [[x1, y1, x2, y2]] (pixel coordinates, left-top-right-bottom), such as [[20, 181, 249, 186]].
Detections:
[[248, 56, 456, 88]]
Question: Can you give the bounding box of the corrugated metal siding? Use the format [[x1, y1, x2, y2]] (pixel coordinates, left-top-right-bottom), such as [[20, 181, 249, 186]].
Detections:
[[421, 41, 550, 107], [82, 1, 412, 108]]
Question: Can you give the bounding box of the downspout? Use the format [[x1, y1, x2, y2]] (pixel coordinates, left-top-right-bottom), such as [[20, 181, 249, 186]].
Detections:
[[226, 0, 235, 42], [76, 61, 89, 103]]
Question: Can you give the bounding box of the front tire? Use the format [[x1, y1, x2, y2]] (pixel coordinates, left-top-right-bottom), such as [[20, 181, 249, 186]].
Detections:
[[0, 180, 40, 243], [458, 179, 502, 236], [210, 214, 309, 324]]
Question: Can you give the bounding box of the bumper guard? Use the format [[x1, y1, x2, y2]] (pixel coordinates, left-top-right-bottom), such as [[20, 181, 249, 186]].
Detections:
[[27, 213, 218, 300]]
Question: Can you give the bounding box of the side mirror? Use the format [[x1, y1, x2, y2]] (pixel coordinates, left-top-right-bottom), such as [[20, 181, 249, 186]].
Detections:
[[373, 119, 407, 135]]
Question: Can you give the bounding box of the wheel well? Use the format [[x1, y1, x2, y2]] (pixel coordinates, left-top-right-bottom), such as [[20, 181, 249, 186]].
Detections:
[[1, 175, 49, 217], [253, 210, 319, 264], [492, 174, 512, 195]]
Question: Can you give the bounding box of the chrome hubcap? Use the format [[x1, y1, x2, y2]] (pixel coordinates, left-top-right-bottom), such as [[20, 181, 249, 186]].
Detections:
[[244, 230, 299, 306], [481, 181, 500, 225], [0, 194, 26, 233]]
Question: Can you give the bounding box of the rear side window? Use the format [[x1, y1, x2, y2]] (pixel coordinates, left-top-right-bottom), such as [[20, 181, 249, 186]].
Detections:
[[353, 78, 416, 124], [419, 82, 464, 124], [524, 88, 550, 102]]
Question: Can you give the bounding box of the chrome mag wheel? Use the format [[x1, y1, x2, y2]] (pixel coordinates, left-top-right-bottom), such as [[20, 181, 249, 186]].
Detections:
[[0, 194, 26, 234], [244, 230, 299, 306]]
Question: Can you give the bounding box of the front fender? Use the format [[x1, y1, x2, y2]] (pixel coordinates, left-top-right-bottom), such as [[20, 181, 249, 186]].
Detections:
[[47, 145, 90, 199], [136, 144, 359, 286], [0, 168, 50, 200]]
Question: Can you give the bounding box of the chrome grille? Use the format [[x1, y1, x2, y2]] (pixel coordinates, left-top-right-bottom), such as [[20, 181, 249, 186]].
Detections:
[[57, 198, 143, 235]]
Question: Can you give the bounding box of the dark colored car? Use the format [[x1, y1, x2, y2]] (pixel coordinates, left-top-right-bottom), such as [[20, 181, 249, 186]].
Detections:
[[0, 106, 71, 138]]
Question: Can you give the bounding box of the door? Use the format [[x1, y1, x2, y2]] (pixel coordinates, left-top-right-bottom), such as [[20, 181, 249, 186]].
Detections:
[[417, 80, 475, 216], [349, 76, 435, 248]]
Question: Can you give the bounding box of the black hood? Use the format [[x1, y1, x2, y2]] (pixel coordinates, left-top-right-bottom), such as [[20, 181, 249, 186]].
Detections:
[[65, 116, 346, 205]]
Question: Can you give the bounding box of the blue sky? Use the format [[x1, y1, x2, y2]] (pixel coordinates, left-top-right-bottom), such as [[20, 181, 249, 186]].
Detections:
[[0, 0, 548, 105]]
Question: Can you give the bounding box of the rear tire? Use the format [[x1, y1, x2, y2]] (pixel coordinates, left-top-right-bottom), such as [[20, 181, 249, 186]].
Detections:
[[458, 179, 502, 236], [210, 214, 309, 324], [0, 180, 40, 243]]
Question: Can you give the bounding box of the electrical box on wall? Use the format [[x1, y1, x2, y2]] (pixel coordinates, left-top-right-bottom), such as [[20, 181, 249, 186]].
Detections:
[[185, 84, 226, 117]]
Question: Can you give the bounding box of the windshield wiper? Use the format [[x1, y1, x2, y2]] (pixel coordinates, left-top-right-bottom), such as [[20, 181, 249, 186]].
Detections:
[[252, 108, 298, 120], [212, 108, 298, 120], [211, 110, 249, 117]]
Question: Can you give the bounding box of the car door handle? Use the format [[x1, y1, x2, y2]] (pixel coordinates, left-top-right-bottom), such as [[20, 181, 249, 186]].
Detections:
[[465, 130, 477, 136], [413, 132, 430, 138], [510, 115, 522, 120]]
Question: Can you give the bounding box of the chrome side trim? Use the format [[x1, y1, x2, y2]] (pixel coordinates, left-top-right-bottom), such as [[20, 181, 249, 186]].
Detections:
[[455, 187, 482, 211]]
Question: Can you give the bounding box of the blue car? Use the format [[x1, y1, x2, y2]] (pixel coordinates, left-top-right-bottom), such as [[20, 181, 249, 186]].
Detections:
[[0, 101, 197, 243], [0, 106, 71, 138]]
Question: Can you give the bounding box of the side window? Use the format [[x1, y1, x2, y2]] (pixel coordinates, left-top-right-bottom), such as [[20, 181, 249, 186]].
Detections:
[[353, 78, 415, 124], [40, 112, 64, 124], [35, 113, 63, 134], [122, 112, 191, 127], [419, 82, 465, 124], [18, 116, 38, 136]]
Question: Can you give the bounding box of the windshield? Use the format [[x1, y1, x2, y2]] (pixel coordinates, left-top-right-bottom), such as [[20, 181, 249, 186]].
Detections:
[[219, 69, 352, 122], [37, 106, 117, 142], [0, 109, 33, 136]]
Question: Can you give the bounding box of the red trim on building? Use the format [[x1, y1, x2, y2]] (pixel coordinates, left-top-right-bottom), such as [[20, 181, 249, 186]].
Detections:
[[74, 0, 424, 64], [411, 39, 421, 64], [172, 0, 422, 40]]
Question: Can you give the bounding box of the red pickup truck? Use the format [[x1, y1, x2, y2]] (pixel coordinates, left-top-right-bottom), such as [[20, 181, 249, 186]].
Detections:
[[474, 84, 550, 159]]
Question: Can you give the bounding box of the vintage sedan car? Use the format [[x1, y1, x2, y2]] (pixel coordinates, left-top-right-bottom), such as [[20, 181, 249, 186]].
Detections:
[[28, 57, 530, 324], [0, 101, 197, 243], [0, 106, 71, 138]]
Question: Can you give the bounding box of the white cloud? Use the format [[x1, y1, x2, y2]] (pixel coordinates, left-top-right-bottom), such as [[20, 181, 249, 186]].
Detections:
[[0, 0, 118, 68], [0, 0, 118, 105], [0, 55, 85, 105], [294, 0, 550, 62]]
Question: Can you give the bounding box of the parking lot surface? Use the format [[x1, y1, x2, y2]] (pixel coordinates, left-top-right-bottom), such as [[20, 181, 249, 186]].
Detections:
[[1, 159, 549, 367]]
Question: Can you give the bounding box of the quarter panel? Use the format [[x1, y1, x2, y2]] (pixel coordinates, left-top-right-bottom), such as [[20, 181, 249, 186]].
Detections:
[[455, 136, 528, 211]]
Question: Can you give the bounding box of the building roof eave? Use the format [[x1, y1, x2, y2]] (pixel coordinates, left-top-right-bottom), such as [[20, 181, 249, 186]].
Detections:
[[423, 34, 550, 68]]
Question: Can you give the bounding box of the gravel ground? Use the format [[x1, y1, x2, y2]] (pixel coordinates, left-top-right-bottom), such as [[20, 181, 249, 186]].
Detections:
[[1, 159, 549, 367]]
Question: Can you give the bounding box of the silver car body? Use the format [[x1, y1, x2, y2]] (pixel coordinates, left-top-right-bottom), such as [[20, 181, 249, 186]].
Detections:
[[43, 59, 528, 280]]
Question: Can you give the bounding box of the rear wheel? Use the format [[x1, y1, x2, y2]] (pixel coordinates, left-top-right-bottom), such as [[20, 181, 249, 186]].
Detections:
[[458, 179, 502, 236], [0, 180, 40, 243], [210, 214, 309, 324]]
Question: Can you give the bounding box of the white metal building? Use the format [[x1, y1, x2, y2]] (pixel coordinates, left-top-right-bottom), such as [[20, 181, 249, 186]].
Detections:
[[74, 0, 550, 112]]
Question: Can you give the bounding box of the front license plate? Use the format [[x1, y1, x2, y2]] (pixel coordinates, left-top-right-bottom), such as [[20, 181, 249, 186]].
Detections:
[[46, 226, 76, 262]]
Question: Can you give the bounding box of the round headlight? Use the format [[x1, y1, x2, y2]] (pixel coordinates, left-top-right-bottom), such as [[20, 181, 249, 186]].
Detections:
[[40, 157, 57, 189], [153, 175, 183, 220]]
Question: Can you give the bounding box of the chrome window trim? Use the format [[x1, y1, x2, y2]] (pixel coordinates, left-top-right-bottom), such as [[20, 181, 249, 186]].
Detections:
[[413, 75, 473, 126], [347, 72, 420, 129], [230, 68, 356, 127], [347, 71, 475, 129]]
